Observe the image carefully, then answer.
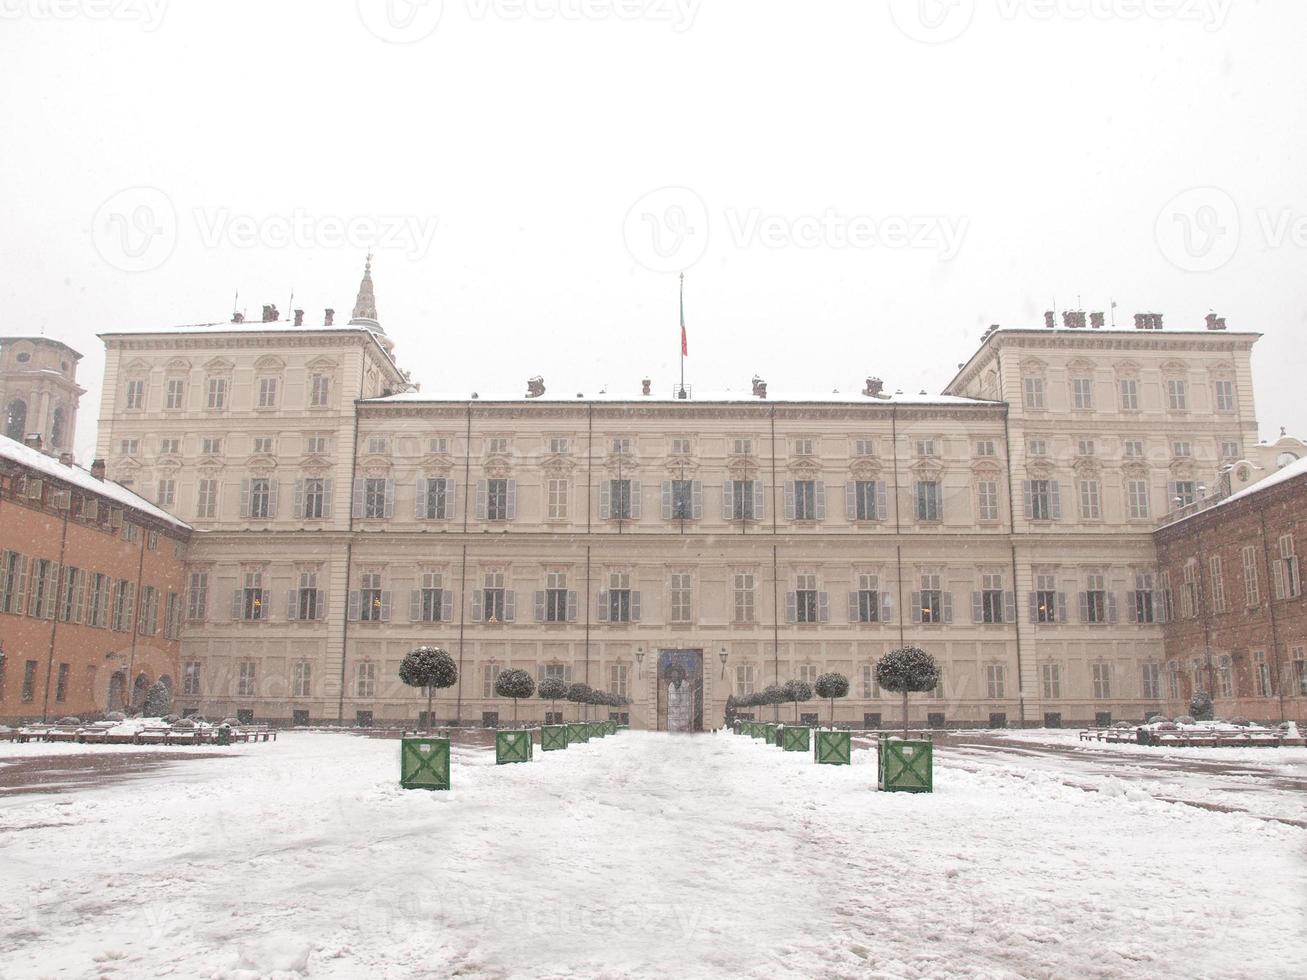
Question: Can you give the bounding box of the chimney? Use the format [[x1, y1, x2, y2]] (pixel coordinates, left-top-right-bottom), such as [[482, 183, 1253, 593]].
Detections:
[[231, 311, 245, 324], [58, 451, 74, 467], [261, 304, 279, 323], [23, 432, 42, 451], [91, 458, 106, 480], [525, 376, 545, 398], [862, 377, 885, 398], [641, 378, 652, 396], [324, 308, 335, 326], [1205, 313, 1227, 331], [293, 308, 304, 327], [1090, 312, 1105, 329], [751, 375, 767, 399], [1044, 311, 1056, 329], [1134, 312, 1163, 331], [1062, 311, 1086, 330]]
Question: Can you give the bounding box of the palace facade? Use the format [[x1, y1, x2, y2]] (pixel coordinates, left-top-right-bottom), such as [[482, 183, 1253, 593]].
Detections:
[[90, 265, 1283, 728]]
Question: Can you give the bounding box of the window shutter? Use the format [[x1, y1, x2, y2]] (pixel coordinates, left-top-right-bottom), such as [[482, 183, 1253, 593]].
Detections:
[[316, 590, 327, 620], [1056, 592, 1068, 624], [1272, 560, 1286, 600], [293, 480, 304, 519], [287, 590, 299, 621], [597, 591, 609, 622], [441, 591, 453, 621], [785, 591, 797, 623], [416, 477, 428, 519], [784, 481, 796, 519], [972, 591, 983, 623], [1028, 592, 1038, 624], [721, 480, 733, 519], [818, 592, 829, 623], [599, 480, 612, 519], [534, 590, 545, 622], [845, 482, 857, 520], [125, 584, 136, 627], [1078, 592, 1090, 623], [1050, 482, 1062, 521], [691, 481, 703, 519], [814, 482, 826, 520], [443, 479, 456, 520], [848, 591, 859, 622], [231, 589, 243, 620], [1152, 589, 1166, 624], [505, 480, 517, 520], [239, 479, 251, 518], [383, 480, 395, 519], [503, 591, 515, 622], [880, 591, 894, 622], [661, 481, 673, 520], [1004, 591, 1016, 624], [566, 591, 577, 621], [1107, 593, 1119, 624], [352, 478, 365, 518], [631, 591, 641, 622], [1167, 481, 1179, 507], [942, 593, 954, 624], [1126, 592, 1138, 623], [409, 589, 421, 622], [753, 481, 765, 519], [476, 480, 488, 520], [322, 480, 333, 519], [380, 591, 392, 622], [630, 481, 642, 520], [1022, 481, 1033, 519], [472, 591, 483, 622]]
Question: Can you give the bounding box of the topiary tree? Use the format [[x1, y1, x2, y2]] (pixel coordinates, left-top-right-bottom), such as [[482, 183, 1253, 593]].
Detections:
[[1189, 690, 1214, 722], [142, 680, 172, 718], [566, 682, 593, 720], [813, 672, 850, 728], [876, 647, 941, 737], [538, 676, 568, 722], [398, 646, 458, 730], [495, 669, 536, 725], [782, 679, 814, 722]]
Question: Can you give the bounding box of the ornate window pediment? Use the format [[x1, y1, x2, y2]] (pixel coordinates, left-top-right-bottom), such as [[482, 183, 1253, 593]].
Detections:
[[1067, 357, 1095, 374], [306, 356, 339, 372], [1072, 456, 1101, 478], [253, 355, 286, 372], [787, 458, 822, 479], [1160, 359, 1188, 375], [124, 358, 152, 375], [247, 454, 279, 471], [970, 459, 1003, 478], [1114, 359, 1140, 377], [360, 455, 393, 474], [1024, 457, 1056, 479], [484, 460, 513, 480], [542, 457, 574, 477], [164, 357, 191, 373], [203, 357, 235, 373], [909, 457, 945, 479], [1020, 357, 1049, 375], [726, 458, 758, 480], [1122, 459, 1150, 478], [850, 459, 882, 481], [1168, 458, 1197, 479]]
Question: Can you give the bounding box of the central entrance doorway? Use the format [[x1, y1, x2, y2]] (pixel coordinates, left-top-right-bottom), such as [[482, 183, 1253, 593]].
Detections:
[[656, 649, 704, 732]]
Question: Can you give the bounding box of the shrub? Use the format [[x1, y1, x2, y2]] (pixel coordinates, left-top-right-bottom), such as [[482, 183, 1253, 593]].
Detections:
[[105, 711, 126, 722], [566, 682, 593, 719], [782, 679, 814, 722], [538, 676, 568, 720], [495, 669, 536, 724], [57, 716, 81, 726], [876, 647, 941, 735], [398, 647, 458, 729], [142, 681, 172, 718], [1189, 690, 1214, 722], [813, 672, 849, 728]]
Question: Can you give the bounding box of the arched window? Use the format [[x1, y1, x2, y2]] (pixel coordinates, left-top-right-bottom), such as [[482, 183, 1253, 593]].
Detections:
[[4, 399, 26, 441], [50, 407, 65, 448]]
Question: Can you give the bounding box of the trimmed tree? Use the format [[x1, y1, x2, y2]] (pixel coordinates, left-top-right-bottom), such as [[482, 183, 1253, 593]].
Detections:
[[538, 676, 568, 723], [566, 682, 593, 721], [1190, 690, 1215, 722], [876, 647, 941, 737], [761, 684, 785, 720], [813, 672, 850, 728], [398, 646, 458, 730], [142, 680, 172, 718], [782, 679, 814, 722], [495, 669, 536, 725]]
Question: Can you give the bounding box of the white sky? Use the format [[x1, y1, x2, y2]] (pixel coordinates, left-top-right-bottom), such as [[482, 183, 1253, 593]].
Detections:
[[2, 0, 1305, 465]]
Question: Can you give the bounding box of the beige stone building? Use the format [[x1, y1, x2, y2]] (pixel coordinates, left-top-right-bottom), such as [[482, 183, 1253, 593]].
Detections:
[[1, 336, 84, 451], [93, 271, 1264, 729]]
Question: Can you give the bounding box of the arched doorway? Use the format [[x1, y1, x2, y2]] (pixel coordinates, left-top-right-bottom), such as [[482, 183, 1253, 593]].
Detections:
[[4, 399, 26, 441], [108, 671, 127, 711], [132, 672, 151, 710]]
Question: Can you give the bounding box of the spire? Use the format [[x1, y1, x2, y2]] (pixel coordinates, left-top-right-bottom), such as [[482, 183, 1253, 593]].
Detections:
[[349, 253, 380, 328]]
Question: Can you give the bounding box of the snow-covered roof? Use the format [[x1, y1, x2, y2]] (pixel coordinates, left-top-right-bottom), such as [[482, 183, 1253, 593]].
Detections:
[[364, 389, 998, 407], [1163, 455, 1307, 530], [99, 321, 382, 338], [0, 434, 191, 533]]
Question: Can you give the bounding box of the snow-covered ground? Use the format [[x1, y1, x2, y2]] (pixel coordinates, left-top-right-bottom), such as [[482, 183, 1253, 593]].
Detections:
[[1, 731, 1304, 979]]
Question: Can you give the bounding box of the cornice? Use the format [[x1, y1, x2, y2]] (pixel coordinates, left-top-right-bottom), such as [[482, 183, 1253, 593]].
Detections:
[[358, 402, 1007, 423]]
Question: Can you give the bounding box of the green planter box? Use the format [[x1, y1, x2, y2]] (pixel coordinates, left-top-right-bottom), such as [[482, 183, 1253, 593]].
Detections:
[[541, 725, 569, 751], [604, 720, 618, 736], [782, 726, 811, 752], [878, 738, 933, 792], [567, 722, 590, 744], [400, 736, 451, 790], [759, 723, 777, 743], [814, 729, 852, 766], [588, 722, 604, 739], [496, 730, 534, 765]]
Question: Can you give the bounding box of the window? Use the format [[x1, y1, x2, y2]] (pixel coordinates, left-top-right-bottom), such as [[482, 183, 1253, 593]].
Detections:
[[545, 436, 569, 455], [1078, 479, 1101, 520], [1132, 572, 1156, 624], [237, 661, 256, 698], [798, 664, 818, 685], [793, 438, 815, 456], [309, 373, 331, 407], [307, 434, 329, 455], [238, 571, 266, 621], [1166, 378, 1188, 411], [1180, 561, 1198, 619], [86, 573, 108, 627], [109, 578, 134, 631], [978, 572, 1006, 624], [359, 572, 386, 622], [916, 572, 946, 624], [367, 435, 388, 456], [183, 661, 202, 696], [1091, 663, 1112, 699], [1221, 440, 1240, 463], [482, 664, 502, 699], [125, 379, 146, 410], [670, 479, 695, 520], [158, 438, 180, 455], [1172, 441, 1192, 458], [1028, 439, 1048, 457], [21, 660, 37, 702], [1159, 571, 1175, 623], [1123, 439, 1144, 459], [736, 664, 756, 697], [479, 569, 507, 623], [915, 439, 937, 458], [417, 572, 448, 623], [731, 438, 754, 457], [1119, 378, 1139, 411], [196, 478, 219, 519], [609, 437, 630, 455], [57, 567, 82, 623], [1275, 534, 1301, 599], [726, 479, 759, 521], [137, 585, 158, 635], [670, 437, 691, 456], [1083, 573, 1109, 624], [1141, 662, 1161, 700], [914, 481, 942, 522], [733, 573, 755, 623], [1034, 573, 1060, 624], [861, 664, 880, 699], [1214, 379, 1236, 412], [157, 479, 176, 508], [291, 662, 311, 698], [301, 478, 328, 520], [486, 479, 511, 521], [854, 573, 881, 623], [1077, 439, 1095, 457], [53, 663, 69, 703], [601, 572, 637, 623], [794, 573, 820, 624], [670, 573, 692, 623], [1217, 656, 1234, 698], [1022, 377, 1045, 410], [257, 376, 279, 408], [246, 478, 274, 519], [1209, 556, 1227, 613], [1242, 545, 1260, 606], [206, 376, 227, 410], [543, 571, 569, 623], [547, 478, 568, 520], [1253, 651, 1272, 697], [1025, 480, 1059, 521], [1071, 377, 1094, 410], [1293, 646, 1307, 696], [364, 478, 390, 520], [201, 437, 222, 455], [293, 570, 322, 621], [854, 438, 876, 457], [356, 662, 377, 698], [419, 478, 453, 520], [789, 480, 821, 521], [852, 480, 885, 521], [974, 440, 996, 457], [120, 438, 140, 456], [253, 437, 275, 455], [986, 665, 1005, 699], [1041, 663, 1061, 699], [1126, 479, 1150, 519], [165, 378, 185, 410], [604, 479, 635, 520], [976, 480, 999, 522], [609, 664, 629, 699]]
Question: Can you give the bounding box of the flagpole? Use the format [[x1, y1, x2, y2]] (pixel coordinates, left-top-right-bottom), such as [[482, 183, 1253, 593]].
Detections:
[[679, 272, 685, 395]]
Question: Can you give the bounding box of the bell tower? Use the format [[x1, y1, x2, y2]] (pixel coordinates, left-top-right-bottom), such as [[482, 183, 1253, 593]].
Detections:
[[0, 336, 85, 453]]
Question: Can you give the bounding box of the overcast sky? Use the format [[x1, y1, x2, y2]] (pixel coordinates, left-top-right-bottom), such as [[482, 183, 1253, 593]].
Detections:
[[2, 0, 1304, 464]]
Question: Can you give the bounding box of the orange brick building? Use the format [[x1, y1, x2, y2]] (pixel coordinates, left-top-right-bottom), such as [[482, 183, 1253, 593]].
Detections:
[[0, 434, 191, 722], [1154, 458, 1307, 724]]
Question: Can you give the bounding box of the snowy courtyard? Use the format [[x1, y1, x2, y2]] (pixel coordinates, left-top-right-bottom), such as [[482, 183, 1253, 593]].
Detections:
[[1, 730, 1305, 979]]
